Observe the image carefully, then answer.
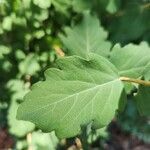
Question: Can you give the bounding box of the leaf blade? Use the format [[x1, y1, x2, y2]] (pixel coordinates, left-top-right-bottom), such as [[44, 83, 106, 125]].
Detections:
[[135, 86, 150, 117], [110, 42, 150, 78], [17, 54, 123, 138], [59, 12, 111, 58]]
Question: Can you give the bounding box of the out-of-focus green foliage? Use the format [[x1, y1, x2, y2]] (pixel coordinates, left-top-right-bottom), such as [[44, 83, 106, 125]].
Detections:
[[0, 0, 150, 149], [118, 99, 150, 143]]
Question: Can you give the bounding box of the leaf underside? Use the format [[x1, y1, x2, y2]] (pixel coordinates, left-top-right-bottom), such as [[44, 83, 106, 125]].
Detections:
[[17, 54, 123, 138]]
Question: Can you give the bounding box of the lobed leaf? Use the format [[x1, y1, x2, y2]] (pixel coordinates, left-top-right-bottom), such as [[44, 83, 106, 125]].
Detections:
[[110, 42, 150, 78], [143, 63, 150, 80], [109, 42, 150, 93], [17, 54, 124, 138], [59, 12, 111, 59]]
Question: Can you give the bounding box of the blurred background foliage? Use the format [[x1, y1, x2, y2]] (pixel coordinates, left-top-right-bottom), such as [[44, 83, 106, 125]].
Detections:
[[0, 0, 150, 149]]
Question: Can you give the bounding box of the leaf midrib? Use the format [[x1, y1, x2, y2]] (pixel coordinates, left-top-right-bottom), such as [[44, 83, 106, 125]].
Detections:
[[20, 79, 119, 116]]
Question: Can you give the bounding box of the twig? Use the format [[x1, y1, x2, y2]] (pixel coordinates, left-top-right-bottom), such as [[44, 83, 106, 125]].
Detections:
[[141, 2, 150, 10], [75, 138, 83, 150], [53, 45, 65, 57], [67, 138, 83, 150], [27, 133, 32, 150], [120, 77, 150, 86]]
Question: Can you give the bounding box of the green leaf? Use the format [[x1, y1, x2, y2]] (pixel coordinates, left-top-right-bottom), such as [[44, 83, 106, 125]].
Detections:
[[88, 127, 108, 144], [19, 54, 40, 75], [0, 45, 10, 59], [106, 0, 120, 14], [60, 12, 111, 59], [8, 100, 35, 137], [31, 131, 58, 150], [135, 86, 150, 117], [109, 42, 150, 93], [7, 80, 34, 137], [2, 16, 12, 31], [110, 42, 150, 78], [72, 0, 120, 14], [33, 0, 51, 9], [143, 63, 150, 80], [34, 9, 49, 22], [17, 54, 123, 138], [51, 0, 72, 14], [33, 30, 45, 39], [108, 5, 150, 43], [22, 0, 31, 9], [118, 90, 127, 113], [72, 0, 91, 12], [15, 49, 26, 60]]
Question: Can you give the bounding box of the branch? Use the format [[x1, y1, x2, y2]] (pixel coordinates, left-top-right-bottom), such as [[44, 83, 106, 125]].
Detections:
[[120, 77, 150, 86], [53, 45, 65, 57], [75, 138, 83, 150], [141, 2, 150, 10], [27, 133, 32, 150]]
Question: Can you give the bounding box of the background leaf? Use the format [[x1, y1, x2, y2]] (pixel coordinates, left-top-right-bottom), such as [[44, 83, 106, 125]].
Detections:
[[31, 131, 58, 150], [110, 42, 150, 78], [109, 42, 150, 93], [60, 12, 111, 58], [7, 80, 34, 137], [135, 86, 150, 117], [33, 0, 51, 9]]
